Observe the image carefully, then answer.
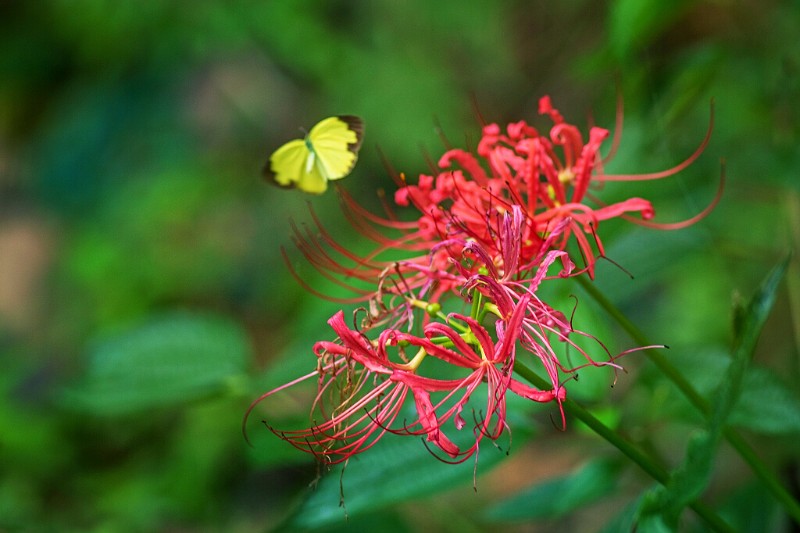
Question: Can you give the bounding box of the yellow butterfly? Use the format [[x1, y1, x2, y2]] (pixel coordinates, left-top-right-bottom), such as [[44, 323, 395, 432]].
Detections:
[[264, 115, 365, 194]]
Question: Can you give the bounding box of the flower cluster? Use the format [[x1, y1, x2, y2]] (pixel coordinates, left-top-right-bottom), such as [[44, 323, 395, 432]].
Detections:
[[245, 96, 717, 465]]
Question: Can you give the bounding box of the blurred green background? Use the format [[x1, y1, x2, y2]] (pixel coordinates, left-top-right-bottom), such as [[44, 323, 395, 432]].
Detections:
[[1, 1, 799, 531]]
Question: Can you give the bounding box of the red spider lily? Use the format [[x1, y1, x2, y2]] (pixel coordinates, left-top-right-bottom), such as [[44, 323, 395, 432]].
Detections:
[[245, 208, 656, 464], [243, 310, 448, 464], [401, 299, 565, 463], [392, 95, 717, 277], [283, 95, 716, 310], [455, 207, 647, 399], [244, 291, 571, 464], [247, 95, 698, 468]]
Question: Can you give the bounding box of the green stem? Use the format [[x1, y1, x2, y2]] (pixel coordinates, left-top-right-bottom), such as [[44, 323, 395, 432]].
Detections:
[[576, 276, 800, 523], [470, 286, 484, 321], [515, 363, 735, 532]]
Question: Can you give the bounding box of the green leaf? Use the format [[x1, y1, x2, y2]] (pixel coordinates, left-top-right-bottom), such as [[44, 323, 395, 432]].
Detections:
[[636, 257, 789, 529], [634, 514, 675, 533], [608, 0, 692, 59], [63, 312, 251, 415], [282, 429, 527, 530], [482, 459, 620, 522], [638, 430, 715, 528], [713, 254, 789, 431], [729, 368, 800, 434], [599, 496, 641, 533], [732, 255, 789, 357], [717, 481, 785, 533], [645, 350, 800, 434]]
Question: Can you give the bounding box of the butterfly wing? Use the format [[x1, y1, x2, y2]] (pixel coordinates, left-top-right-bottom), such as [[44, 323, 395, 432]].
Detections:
[[264, 139, 310, 187], [307, 115, 365, 182], [264, 139, 330, 194]]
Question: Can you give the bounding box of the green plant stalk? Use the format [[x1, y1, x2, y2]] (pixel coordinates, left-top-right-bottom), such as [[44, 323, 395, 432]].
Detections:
[[576, 276, 800, 523], [514, 363, 736, 533]]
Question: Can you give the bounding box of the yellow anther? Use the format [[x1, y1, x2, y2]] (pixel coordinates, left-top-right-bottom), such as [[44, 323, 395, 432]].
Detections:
[[558, 169, 575, 184]]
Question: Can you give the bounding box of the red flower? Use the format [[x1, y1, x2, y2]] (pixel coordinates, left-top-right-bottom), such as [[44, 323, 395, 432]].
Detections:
[[244, 311, 427, 464], [247, 95, 701, 467], [392, 95, 716, 277], [455, 207, 631, 399], [283, 95, 716, 317], [401, 297, 564, 462], [245, 292, 569, 464]]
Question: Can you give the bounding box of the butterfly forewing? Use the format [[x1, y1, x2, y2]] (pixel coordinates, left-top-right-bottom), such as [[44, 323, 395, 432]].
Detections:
[[309, 116, 365, 181], [335, 115, 365, 152], [264, 140, 309, 188]]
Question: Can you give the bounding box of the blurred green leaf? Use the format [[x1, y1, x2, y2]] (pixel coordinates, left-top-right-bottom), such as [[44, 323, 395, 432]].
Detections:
[[649, 257, 799, 435], [483, 459, 620, 522], [283, 429, 527, 530], [608, 0, 692, 59], [63, 312, 251, 415], [291, 509, 413, 533], [649, 350, 800, 435], [717, 481, 786, 533], [637, 257, 789, 529], [637, 430, 716, 529], [634, 514, 675, 533], [732, 256, 789, 353], [600, 496, 642, 533], [711, 256, 789, 431], [729, 368, 800, 434]]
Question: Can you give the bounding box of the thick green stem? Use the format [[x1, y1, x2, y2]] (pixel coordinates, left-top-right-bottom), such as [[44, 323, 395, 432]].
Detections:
[[515, 363, 735, 533], [576, 276, 800, 524]]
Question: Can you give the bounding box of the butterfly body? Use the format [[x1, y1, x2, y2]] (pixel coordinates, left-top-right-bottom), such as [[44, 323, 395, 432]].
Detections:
[[265, 115, 364, 194]]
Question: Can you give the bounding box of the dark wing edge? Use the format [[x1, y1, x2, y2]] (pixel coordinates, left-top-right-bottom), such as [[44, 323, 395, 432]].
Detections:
[[336, 115, 365, 155], [261, 157, 297, 188]]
